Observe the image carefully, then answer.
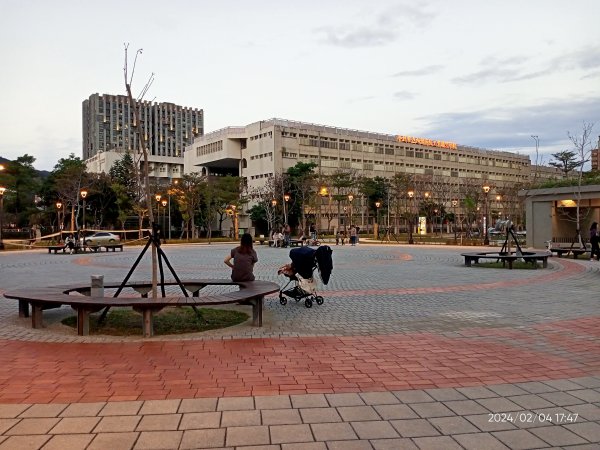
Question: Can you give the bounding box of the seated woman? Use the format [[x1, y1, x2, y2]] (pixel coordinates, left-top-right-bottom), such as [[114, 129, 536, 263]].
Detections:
[[224, 233, 258, 281], [64, 234, 76, 254]]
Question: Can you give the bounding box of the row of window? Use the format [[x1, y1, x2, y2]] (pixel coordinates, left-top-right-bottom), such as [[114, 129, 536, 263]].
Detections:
[[250, 152, 273, 160], [196, 140, 223, 157], [249, 131, 273, 141], [249, 173, 274, 180]]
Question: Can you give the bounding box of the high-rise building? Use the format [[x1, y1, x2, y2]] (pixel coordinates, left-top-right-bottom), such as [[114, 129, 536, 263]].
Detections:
[[83, 93, 203, 179]]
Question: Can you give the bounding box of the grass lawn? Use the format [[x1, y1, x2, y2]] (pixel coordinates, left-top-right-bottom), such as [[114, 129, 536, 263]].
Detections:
[[62, 306, 249, 336]]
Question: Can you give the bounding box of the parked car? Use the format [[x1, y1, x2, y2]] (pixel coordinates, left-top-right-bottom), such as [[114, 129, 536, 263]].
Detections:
[[82, 232, 121, 246]]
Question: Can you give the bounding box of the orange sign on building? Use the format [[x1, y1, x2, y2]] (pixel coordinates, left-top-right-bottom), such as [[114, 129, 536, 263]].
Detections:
[[396, 135, 457, 150]]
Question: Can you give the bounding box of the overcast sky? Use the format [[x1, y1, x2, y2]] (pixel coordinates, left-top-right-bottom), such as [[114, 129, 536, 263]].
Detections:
[[1, 0, 599, 170]]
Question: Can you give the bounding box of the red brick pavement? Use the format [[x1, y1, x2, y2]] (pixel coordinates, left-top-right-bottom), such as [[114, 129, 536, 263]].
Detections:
[[0, 316, 597, 404]]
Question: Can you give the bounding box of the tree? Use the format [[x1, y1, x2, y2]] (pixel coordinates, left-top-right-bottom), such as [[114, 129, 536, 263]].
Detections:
[[0, 155, 42, 228], [549, 150, 581, 178], [171, 172, 204, 240], [286, 162, 317, 233], [569, 122, 594, 247]]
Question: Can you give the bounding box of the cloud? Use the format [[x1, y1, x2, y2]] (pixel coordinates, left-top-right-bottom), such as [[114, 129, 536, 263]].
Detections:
[[415, 97, 600, 153], [316, 2, 436, 48], [392, 64, 444, 77], [393, 90, 416, 100]]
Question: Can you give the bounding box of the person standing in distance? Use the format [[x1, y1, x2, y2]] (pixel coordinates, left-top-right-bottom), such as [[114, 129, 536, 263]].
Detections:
[[224, 233, 258, 281]]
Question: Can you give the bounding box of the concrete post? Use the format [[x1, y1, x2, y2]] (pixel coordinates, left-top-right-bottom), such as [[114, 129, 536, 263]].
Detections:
[[91, 275, 104, 297]]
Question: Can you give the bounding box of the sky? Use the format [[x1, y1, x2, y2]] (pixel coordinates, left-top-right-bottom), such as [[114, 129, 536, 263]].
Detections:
[[1, 0, 599, 171]]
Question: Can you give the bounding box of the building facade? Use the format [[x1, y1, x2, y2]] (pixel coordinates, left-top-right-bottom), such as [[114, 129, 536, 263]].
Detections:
[[184, 118, 561, 232], [83, 93, 203, 180]]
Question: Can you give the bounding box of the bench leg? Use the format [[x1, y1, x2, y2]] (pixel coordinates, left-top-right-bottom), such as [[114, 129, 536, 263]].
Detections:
[[142, 309, 154, 338], [77, 308, 91, 336], [31, 304, 43, 328], [250, 296, 263, 327], [465, 258, 471, 267], [542, 258, 548, 268], [18, 300, 29, 318]]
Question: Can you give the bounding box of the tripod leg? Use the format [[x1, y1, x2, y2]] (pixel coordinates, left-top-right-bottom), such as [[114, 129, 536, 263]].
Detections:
[[156, 245, 189, 297], [114, 236, 152, 298]]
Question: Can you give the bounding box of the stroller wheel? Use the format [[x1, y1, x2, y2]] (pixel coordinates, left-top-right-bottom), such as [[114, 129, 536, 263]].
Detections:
[[279, 293, 287, 305], [315, 296, 324, 305], [304, 298, 313, 308]]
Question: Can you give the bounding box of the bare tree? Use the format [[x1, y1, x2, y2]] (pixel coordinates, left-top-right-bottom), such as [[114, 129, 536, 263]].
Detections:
[[569, 121, 594, 247]]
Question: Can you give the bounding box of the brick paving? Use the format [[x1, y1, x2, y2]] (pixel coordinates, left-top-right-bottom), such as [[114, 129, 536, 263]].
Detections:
[[0, 243, 599, 448]]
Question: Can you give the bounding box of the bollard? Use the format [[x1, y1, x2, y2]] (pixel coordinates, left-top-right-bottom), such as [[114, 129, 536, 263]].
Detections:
[[91, 275, 104, 297]]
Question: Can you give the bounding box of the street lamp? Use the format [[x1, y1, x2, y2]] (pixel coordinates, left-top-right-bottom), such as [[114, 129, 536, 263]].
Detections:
[[0, 186, 5, 250], [375, 201, 381, 239], [161, 199, 167, 236], [348, 194, 354, 227], [283, 193, 290, 224], [80, 189, 88, 231], [56, 201, 63, 237], [483, 184, 490, 245], [434, 208, 439, 236], [451, 199, 458, 244], [495, 194, 502, 220], [407, 190, 414, 244], [231, 204, 238, 238]]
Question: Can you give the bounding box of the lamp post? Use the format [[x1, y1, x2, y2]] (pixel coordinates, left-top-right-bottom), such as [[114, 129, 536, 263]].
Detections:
[[348, 194, 354, 227], [407, 190, 414, 244], [433, 208, 439, 236], [155, 193, 162, 236], [483, 184, 490, 245], [56, 201, 63, 238], [495, 194, 502, 220], [80, 190, 88, 232], [451, 199, 458, 244], [161, 199, 167, 237], [0, 186, 5, 250], [168, 179, 178, 239], [231, 204, 238, 238], [318, 186, 328, 235], [283, 193, 290, 225], [375, 201, 381, 239], [271, 199, 277, 233]]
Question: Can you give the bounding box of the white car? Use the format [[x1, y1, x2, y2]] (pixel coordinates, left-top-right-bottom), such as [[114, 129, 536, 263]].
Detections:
[[83, 232, 121, 246]]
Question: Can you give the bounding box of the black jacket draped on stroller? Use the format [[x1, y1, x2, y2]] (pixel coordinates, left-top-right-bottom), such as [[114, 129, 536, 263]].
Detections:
[[277, 245, 333, 308]]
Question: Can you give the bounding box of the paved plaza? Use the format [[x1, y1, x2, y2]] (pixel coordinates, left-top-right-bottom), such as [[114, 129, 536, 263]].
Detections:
[[0, 243, 598, 449]]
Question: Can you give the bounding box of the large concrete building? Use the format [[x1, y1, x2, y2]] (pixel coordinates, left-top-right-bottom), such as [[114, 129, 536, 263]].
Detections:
[[83, 93, 203, 180], [184, 118, 560, 232]]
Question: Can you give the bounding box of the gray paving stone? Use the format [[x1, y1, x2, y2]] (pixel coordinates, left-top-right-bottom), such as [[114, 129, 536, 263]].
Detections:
[[359, 392, 400, 405], [392, 390, 435, 404], [136, 413, 181, 431], [508, 394, 555, 409], [281, 443, 326, 450], [464, 414, 518, 432], [569, 376, 600, 389], [565, 421, 600, 443], [325, 441, 373, 450], [221, 410, 261, 427], [299, 407, 341, 423], [567, 403, 600, 421], [429, 416, 479, 435], [93, 415, 141, 433], [255, 395, 292, 410], [291, 394, 328, 409], [475, 397, 522, 413], [100, 401, 143, 416], [543, 380, 587, 391], [5, 418, 60, 435], [539, 391, 587, 406], [179, 412, 221, 429], [226, 425, 270, 446], [180, 428, 226, 449], [49, 417, 100, 434], [0, 404, 30, 419], [390, 418, 440, 438], [134, 431, 183, 449], [88, 432, 139, 450], [0, 419, 18, 435], [409, 402, 454, 418], [19, 404, 68, 418], [516, 381, 558, 394], [444, 399, 489, 415], [262, 409, 302, 425], [456, 386, 499, 399], [452, 433, 510, 450], [425, 388, 467, 402], [337, 406, 380, 422], [270, 424, 313, 444], [568, 389, 600, 403], [487, 384, 530, 397], [311, 422, 357, 441], [370, 438, 418, 449], [350, 421, 399, 439], [492, 429, 551, 450], [178, 397, 218, 413], [530, 425, 589, 446], [42, 433, 95, 450], [412, 436, 463, 450], [60, 402, 106, 417], [139, 399, 180, 415], [0, 435, 50, 450], [373, 404, 418, 420], [325, 393, 365, 407], [217, 396, 255, 411]]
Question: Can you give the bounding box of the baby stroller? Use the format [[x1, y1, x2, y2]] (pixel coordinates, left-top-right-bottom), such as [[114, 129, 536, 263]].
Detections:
[[278, 245, 333, 308]]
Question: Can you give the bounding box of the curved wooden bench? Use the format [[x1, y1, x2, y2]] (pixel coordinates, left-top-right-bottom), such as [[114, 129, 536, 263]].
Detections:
[[461, 251, 549, 270], [4, 279, 280, 338]]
